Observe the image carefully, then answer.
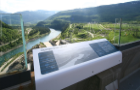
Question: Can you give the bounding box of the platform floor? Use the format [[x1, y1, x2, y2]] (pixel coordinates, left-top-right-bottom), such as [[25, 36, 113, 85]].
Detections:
[[119, 69, 140, 90], [10, 68, 140, 90]]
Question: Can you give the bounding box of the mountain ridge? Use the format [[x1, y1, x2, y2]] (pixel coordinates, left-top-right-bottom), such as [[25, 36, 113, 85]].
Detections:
[[0, 10, 58, 24], [0, 10, 6, 13], [44, 1, 140, 23]]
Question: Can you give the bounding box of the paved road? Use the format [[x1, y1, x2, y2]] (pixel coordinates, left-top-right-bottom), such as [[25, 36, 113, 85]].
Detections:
[[87, 31, 94, 38]]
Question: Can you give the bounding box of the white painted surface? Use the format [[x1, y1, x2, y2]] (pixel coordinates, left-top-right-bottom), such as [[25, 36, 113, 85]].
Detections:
[[60, 54, 84, 69]]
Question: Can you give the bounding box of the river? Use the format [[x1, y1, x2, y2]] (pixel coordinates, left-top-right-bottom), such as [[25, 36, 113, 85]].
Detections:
[[0, 28, 61, 65]]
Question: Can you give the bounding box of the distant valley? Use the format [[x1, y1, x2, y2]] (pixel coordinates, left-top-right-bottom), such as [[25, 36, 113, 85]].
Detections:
[[1, 1, 140, 27], [0, 10, 58, 24]]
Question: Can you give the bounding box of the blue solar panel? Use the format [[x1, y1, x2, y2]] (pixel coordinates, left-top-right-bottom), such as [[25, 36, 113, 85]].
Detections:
[[38, 51, 59, 74], [89, 41, 118, 57]]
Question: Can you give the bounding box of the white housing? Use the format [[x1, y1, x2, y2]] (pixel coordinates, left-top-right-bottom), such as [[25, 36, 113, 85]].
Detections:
[[33, 39, 122, 90]]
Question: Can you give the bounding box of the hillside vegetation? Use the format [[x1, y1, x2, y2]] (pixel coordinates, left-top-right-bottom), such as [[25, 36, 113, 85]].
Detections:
[[60, 23, 140, 44], [0, 20, 50, 52], [33, 1, 140, 45], [36, 20, 69, 32], [0, 21, 22, 52], [44, 1, 140, 23], [28, 26, 50, 40]]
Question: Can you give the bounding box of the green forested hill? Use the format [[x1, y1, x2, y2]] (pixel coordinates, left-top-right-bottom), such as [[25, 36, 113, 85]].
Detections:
[[0, 21, 20, 43], [45, 1, 140, 23], [16, 10, 57, 24], [28, 23, 51, 39], [0, 21, 22, 52], [0, 10, 6, 13], [36, 19, 69, 31], [0, 20, 13, 29]]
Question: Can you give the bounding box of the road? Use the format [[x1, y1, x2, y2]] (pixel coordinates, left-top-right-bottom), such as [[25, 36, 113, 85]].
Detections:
[[26, 28, 32, 34], [87, 31, 94, 38], [70, 24, 72, 28], [0, 54, 24, 75], [99, 24, 111, 30]]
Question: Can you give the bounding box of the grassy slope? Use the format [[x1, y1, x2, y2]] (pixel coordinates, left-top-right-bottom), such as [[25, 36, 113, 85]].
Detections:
[[60, 23, 140, 44]]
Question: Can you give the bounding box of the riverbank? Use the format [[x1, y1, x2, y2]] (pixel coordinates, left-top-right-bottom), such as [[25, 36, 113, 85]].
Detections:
[[27, 32, 50, 43], [0, 53, 24, 75], [0, 32, 50, 57], [0, 28, 61, 73], [0, 45, 23, 57], [43, 42, 53, 47], [0, 42, 46, 75], [50, 33, 61, 41]]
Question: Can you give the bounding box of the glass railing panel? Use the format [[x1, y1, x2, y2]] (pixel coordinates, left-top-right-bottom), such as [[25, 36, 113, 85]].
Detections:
[[0, 14, 2, 57], [101, 22, 115, 44], [120, 22, 140, 45], [114, 18, 121, 45], [25, 20, 139, 50], [114, 18, 140, 46], [0, 14, 27, 77], [23, 25, 61, 71], [0, 1, 139, 78], [60, 23, 106, 43], [59, 22, 116, 44]]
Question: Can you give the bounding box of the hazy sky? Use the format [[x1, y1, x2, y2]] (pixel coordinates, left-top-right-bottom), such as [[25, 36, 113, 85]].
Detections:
[[0, 0, 136, 13]]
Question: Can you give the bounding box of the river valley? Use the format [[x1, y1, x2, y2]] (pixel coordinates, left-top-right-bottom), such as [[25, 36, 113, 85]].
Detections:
[[0, 28, 61, 65]]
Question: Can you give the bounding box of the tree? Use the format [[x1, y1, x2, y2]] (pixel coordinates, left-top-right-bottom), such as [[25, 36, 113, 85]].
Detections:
[[74, 28, 78, 34]]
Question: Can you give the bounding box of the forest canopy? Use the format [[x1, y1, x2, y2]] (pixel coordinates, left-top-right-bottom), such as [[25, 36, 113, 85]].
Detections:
[[29, 26, 50, 36]]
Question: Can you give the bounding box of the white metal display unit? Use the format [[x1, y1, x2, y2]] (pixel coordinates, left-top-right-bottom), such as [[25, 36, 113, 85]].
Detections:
[[33, 39, 122, 90]]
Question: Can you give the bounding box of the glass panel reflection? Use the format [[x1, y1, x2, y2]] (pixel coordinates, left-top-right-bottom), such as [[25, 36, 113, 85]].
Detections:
[[115, 18, 140, 45], [0, 14, 27, 77]]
